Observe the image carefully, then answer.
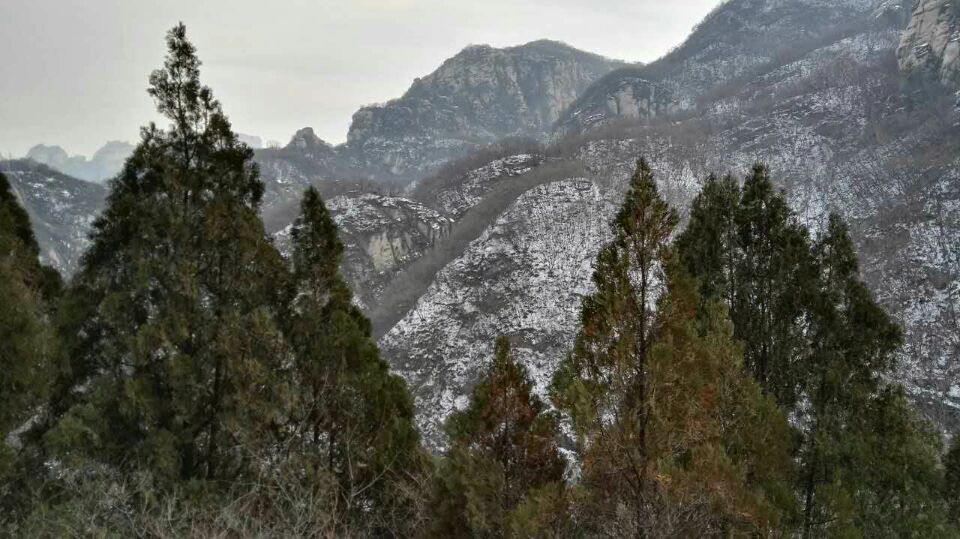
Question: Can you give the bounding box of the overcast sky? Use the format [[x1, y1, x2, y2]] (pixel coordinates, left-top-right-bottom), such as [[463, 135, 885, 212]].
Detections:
[[1, 0, 723, 157]]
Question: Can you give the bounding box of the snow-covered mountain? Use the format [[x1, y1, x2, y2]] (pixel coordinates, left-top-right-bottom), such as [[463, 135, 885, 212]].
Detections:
[[12, 0, 960, 447], [373, 0, 960, 443], [1, 160, 106, 274], [341, 40, 625, 181]]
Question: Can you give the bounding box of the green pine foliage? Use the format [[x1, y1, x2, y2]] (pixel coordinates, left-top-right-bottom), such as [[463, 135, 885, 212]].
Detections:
[[432, 337, 565, 536], [550, 159, 678, 443], [674, 173, 740, 307], [643, 262, 796, 533], [0, 171, 61, 495], [43, 23, 293, 483], [1, 21, 957, 537], [946, 434, 960, 523], [551, 160, 794, 535], [285, 186, 424, 535], [800, 214, 951, 537], [677, 167, 956, 536]]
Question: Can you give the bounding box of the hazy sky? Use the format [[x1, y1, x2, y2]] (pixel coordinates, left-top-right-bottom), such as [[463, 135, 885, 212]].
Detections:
[[1, 0, 722, 157]]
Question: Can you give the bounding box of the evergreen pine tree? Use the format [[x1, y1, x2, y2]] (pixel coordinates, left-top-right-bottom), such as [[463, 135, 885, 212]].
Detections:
[[680, 176, 956, 535], [643, 260, 796, 534], [44, 24, 292, 483], [0, 172, 60, 477], [0, 171, 63, 523], [799, 214, 951, 537], [674, 173, 740, 307], [551, 160, 793, 534], [549, 160, 677, 530], [551, 158, 677, 440], [678, 165, 814, 406], [286, 186, 423, 535], [432, 337, 565, 536], [732, 164, 814, 406]]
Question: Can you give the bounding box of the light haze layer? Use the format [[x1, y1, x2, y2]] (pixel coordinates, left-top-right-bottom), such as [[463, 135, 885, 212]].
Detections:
[[0, 0, 721, 157]]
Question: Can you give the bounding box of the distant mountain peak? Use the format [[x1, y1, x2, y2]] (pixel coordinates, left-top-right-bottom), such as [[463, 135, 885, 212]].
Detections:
[[339, 38, 625, 180], [287, 127, 332, 151], [24, 141, 133, 183]]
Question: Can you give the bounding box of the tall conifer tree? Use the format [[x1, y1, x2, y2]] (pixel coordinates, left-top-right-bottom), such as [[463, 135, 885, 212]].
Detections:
[[285, 186, 423, 534], [0, 172, 60, 478], [432, 337, 565, 536], [551, 158, 677, 442], [679, 169, 955, 535], [734, 165, 814, 405], [552, 160, 793, 534], [945, 434, 960, 523], [678, 165, 814, 406], [46, 24, 292, 483], [800, 214, 949, 536]]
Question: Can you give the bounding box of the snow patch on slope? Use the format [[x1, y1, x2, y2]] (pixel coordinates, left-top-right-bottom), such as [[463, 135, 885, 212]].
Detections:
[[380, 179, 613, 445]]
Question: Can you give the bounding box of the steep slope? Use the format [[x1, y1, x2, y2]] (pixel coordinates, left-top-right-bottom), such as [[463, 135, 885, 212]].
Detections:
[[557, 0, 907, 134], [380, 179, 615, 444], [411, 153, 544, 218], [379, 0, 960, 444], [0, 160, 107, 274], [367, 159, 587, 337]]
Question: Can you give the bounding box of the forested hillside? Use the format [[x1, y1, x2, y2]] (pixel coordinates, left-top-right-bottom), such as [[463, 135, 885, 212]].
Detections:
[[3, 21, 960, 536]]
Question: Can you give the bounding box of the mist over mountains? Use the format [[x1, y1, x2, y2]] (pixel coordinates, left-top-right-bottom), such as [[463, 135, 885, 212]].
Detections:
[[24, 141, 134, 184]]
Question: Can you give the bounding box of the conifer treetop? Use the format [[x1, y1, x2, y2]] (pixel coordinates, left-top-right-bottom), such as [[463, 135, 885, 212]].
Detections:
[[291, 187, 344, 294]]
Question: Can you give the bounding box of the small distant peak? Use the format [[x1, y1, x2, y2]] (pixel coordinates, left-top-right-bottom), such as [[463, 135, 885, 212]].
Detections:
[[288, 127, 323, 147], [456, 40, 579, 56], [293, 126, 317, 138], [448, 40, 603, 64], [91, 140, 134, 158], [26, 144, 68, 159], [511, 39, 622, 63], [101, 140, 132, 148], [286, 127, 334, 154]]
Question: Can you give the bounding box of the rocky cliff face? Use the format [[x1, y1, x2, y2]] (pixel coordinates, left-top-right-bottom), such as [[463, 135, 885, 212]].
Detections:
[[275, 193, 454, 311], [898, 0, 960, 91], [557, 72, 676, 135], [558, 0, 900, 134], [342, 41, 624, 181]]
